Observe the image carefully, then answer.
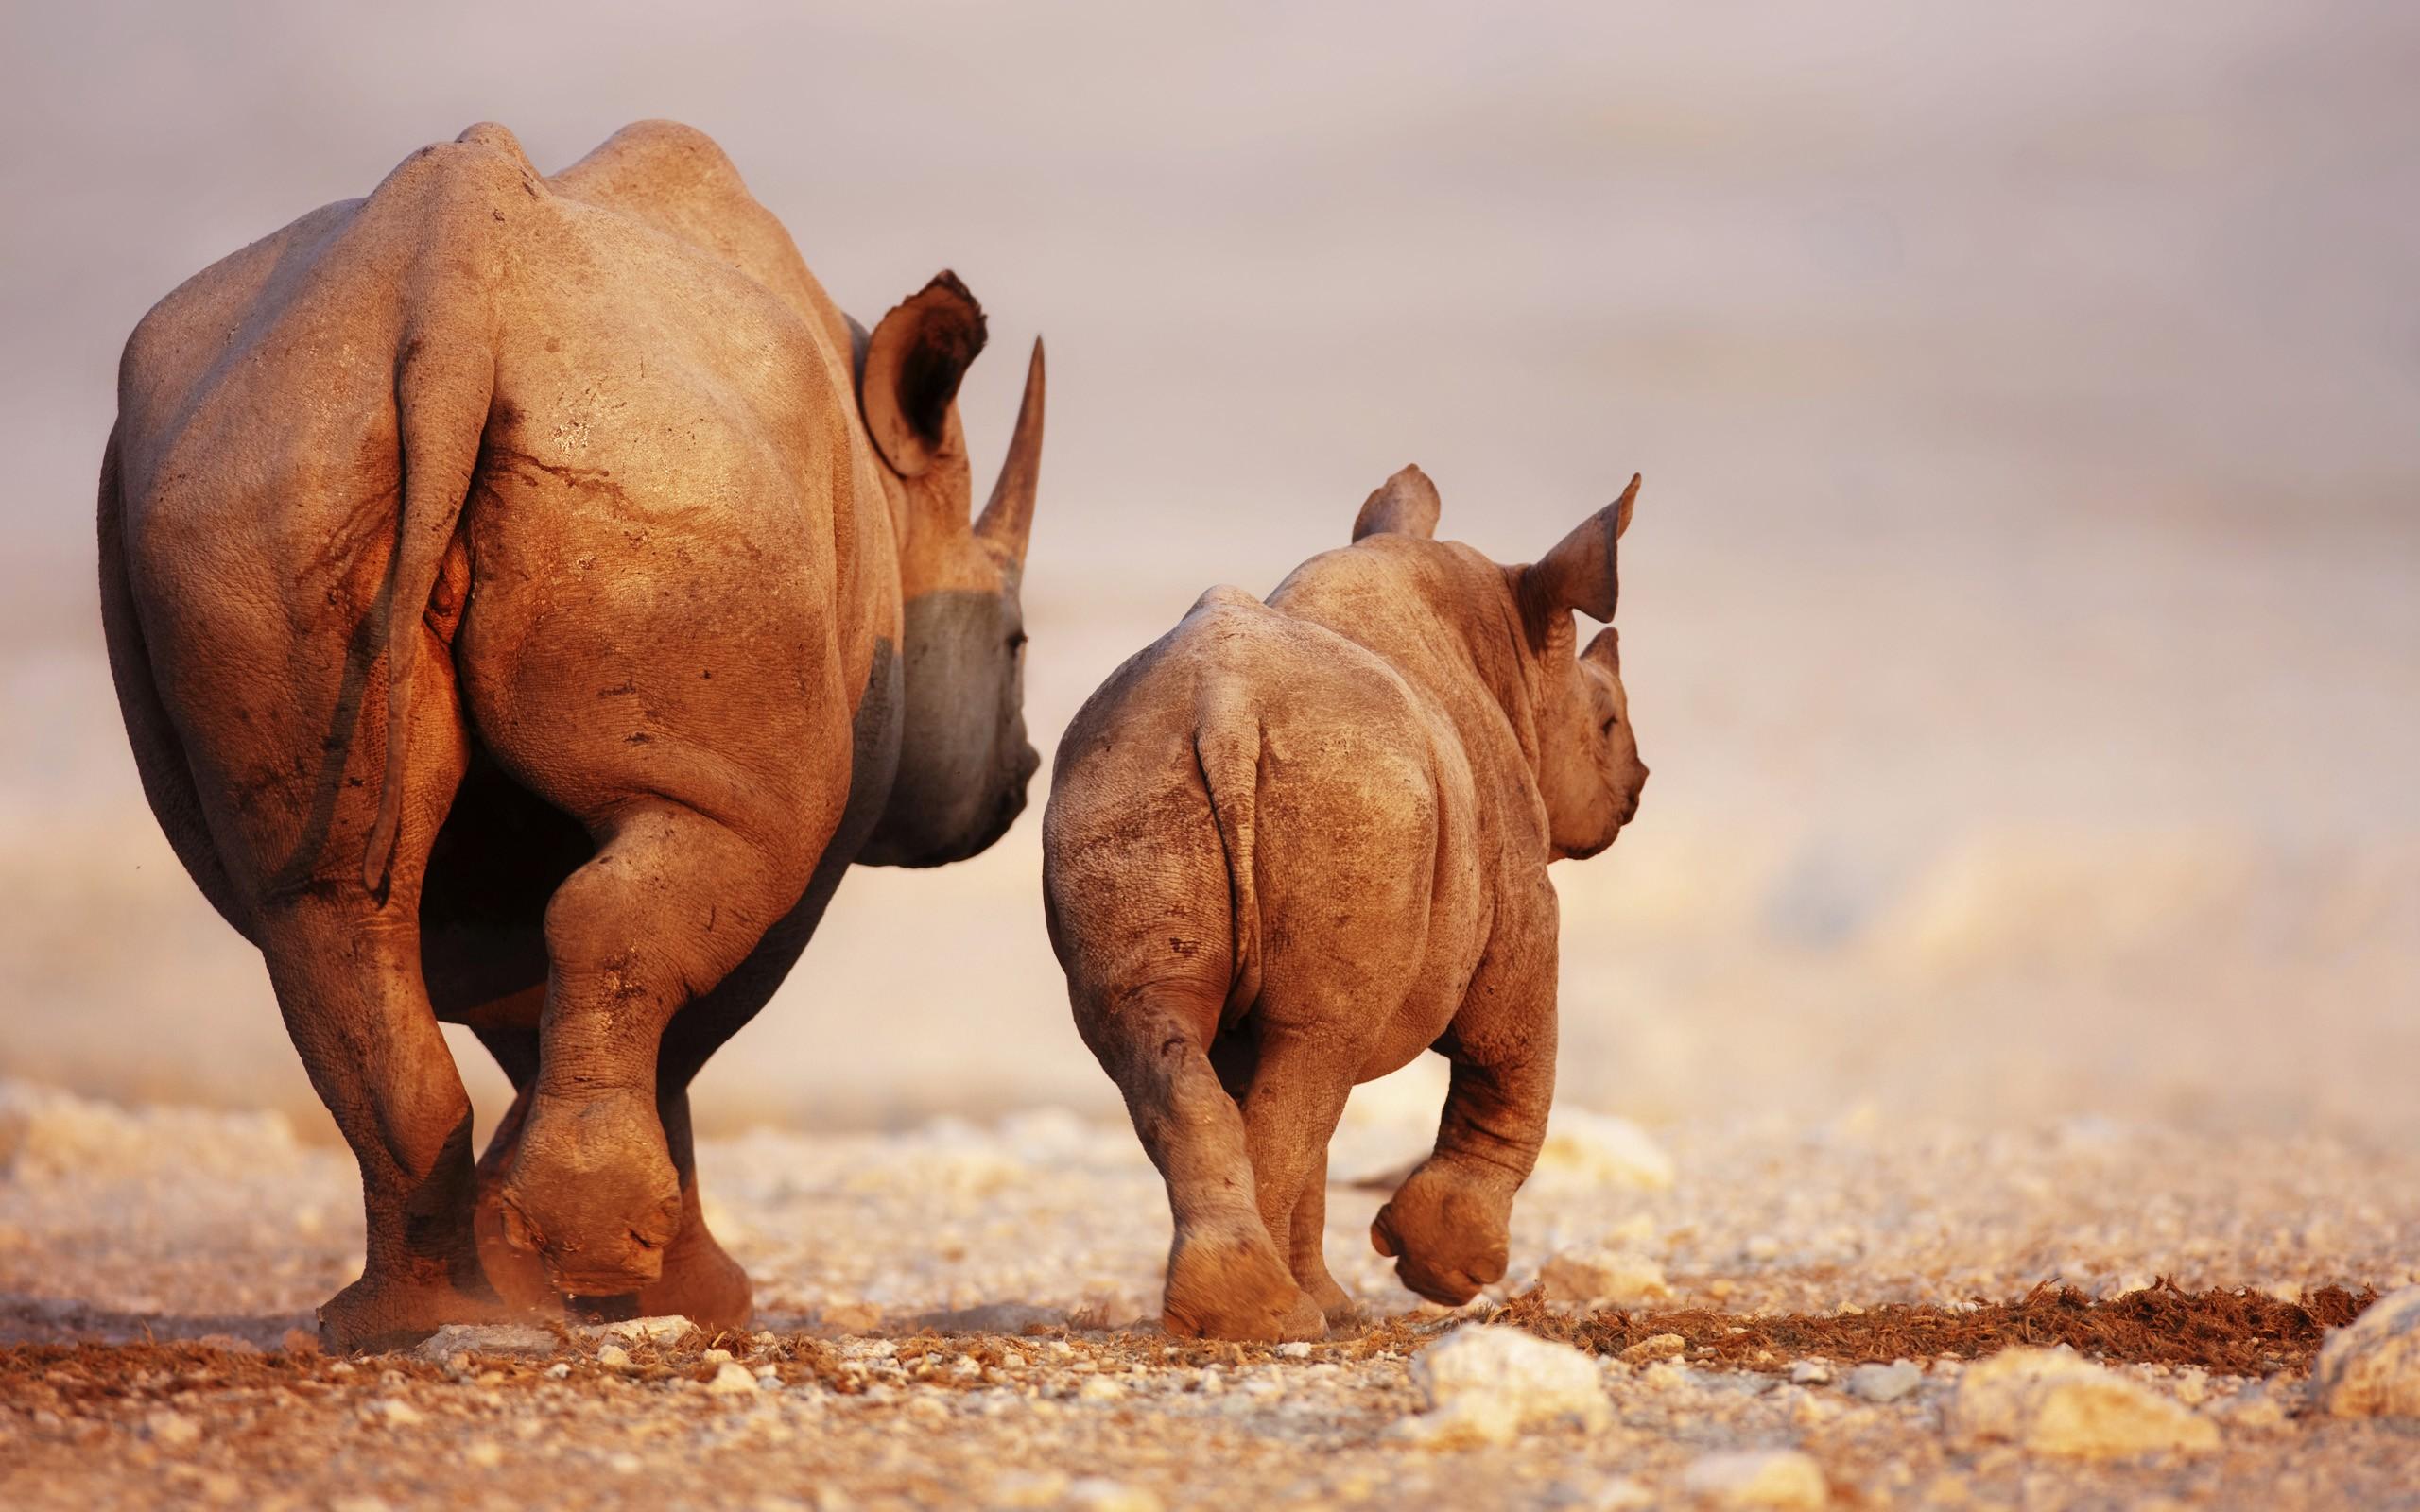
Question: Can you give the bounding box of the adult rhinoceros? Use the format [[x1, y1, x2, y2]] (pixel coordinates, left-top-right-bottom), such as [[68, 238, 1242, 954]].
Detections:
[[97, 121, 1045, 1349]]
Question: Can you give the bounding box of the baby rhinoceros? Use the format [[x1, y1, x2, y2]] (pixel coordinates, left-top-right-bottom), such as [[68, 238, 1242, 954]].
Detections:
[[1042, 465, 1647, 1340]]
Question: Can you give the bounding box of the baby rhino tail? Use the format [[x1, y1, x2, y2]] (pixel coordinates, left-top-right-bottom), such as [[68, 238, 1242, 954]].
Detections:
[[1189, 674, 1265, 1020]]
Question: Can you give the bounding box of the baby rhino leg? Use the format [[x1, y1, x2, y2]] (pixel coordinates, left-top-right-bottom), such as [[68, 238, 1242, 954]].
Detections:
[[1372, 939, 1558, 1307], [1288, 1147, 1353, 1322], [1079, 990, 1323, 1341]]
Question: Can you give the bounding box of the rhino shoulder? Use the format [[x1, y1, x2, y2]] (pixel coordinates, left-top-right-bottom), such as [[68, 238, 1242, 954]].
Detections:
[[549, 120, 852, 361]]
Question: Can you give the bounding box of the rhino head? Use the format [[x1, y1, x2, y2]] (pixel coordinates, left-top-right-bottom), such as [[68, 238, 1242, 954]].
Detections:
[[851, 271, 1046, 867], [1516, 473, 1649, 860]]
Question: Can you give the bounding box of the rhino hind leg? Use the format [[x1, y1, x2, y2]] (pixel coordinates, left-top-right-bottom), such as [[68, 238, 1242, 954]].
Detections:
[[258, 895, 510, 1351], [463, 1023, 561, 1315], [630, 1087, 752, 1332], [462, 1027, 746, 1330], [1287, 1147, 1356, 1324], [1081, 990, 1323, 1342], [1231, 1024, 1359, 1323], [493, 799, 818, 1301]]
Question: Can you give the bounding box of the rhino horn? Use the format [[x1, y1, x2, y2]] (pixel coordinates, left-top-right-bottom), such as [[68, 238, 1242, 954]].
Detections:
[[975, 336, 1046, 563]]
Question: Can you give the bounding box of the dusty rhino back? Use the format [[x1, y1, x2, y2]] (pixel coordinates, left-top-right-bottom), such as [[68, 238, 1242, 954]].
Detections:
[[1045, 588, 1470, 1042]]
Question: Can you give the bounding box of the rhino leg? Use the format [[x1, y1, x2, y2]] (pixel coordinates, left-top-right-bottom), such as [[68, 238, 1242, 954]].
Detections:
[[260, 897, 509, 1351], [1232, 1025, 1357, 1326], [627, 1087, 752, 1332], [1287, 1146, 1355, 1324], [463, 1022, 562, 1315], [469, 1025, 746, 1331], [1371, 922, 1558, 1308], [493, 799, 820, 1299], [1078, 989, 1322, 1342]]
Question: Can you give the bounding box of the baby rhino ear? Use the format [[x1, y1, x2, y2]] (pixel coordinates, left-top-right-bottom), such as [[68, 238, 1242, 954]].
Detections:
[[1524, 473, 1641, 624], [1352, 464, 1442, 542]]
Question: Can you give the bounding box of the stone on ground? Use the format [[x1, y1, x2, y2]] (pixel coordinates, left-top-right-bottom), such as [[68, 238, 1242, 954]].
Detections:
[[2309, 1285, 2420, 1418], [1682, 1450, 1830, 1509], [581, 1315, 694, 1346], [1949, 1347, 2218, 1457], [1841, 1361, 1924, 1403], [1538, 1246, 1675, 1307], [412, 1323, 558, 1362], [705, 1359, 759, 1395], [1391, 1324, 1612, 1447]]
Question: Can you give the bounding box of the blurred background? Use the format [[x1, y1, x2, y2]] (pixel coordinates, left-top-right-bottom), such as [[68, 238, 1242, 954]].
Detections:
[[3, 0, 2414, 1144]]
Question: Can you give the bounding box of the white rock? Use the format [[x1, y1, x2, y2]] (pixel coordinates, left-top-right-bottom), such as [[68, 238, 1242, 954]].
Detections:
[[2213, 1383, 2290, 1432], [145, 1408, 201, 1447], [368, 1398, 423, 1426], [1065, 1479, 1162, 1512], [1789, 1361, 1833, 1386], [1077, 1376, 1126, 1401], [1582, 1478, 1653, 1511], [707, 1359, 760, 1395], [414, 1324, 558, 1362], [585, 1314, 695, 1346], [1681, 1450, 1829, 1510], [1276, 1341, 1313, 1358], [1949, 1348, 2217, 1457], [1531, 1108, 1676, 1191], [1390, 1324, 1611, 1448], [1841, 1361, 1924, 1403], [1538, 1248, 1674, 1308], [2310, 1285, 2420, 1418], [595, 1344, 632, 1370]]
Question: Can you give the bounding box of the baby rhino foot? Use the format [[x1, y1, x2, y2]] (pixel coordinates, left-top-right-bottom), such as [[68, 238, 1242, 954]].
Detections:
[[1303, 1272, 1358, 1328], [1164, 1217, 1326, 1341], [1370, 1163, 1512, 1307], [318, 1263, 510, 1353]]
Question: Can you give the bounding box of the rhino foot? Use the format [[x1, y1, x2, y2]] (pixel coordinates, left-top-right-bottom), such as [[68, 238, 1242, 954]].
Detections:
[[318, 1262, 513, 1354], [1370, 1161, 1513, 1308], [1162, 1217, 1327, 1342]]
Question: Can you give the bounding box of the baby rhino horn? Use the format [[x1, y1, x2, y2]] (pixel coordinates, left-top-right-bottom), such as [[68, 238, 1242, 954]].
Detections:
[[1352, 464, 1442, 542]]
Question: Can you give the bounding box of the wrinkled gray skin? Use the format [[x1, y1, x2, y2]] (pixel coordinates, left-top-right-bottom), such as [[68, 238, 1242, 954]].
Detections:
[[98, 121, 1044, 1349], [1042, 465, 1646, 1341]]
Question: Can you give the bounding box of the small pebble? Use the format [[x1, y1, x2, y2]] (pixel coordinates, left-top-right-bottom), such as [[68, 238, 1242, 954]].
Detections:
[[707, 1360, 760, 1395]]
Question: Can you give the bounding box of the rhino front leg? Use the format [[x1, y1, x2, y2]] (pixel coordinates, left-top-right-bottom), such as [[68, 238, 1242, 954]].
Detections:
[[1372, 931, 1558, 1307], [495, 799, 816, 1301], [263, 900, 509, 1350]]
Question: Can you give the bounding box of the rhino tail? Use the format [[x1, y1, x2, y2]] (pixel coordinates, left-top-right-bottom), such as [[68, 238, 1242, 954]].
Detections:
[[1190, 683, 1265, 1021], [362, 317, 493, 896]]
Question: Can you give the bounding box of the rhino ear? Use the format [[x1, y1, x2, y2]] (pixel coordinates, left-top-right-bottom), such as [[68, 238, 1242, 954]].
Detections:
[[1352, 463, 1442, 542], [1522, 473, 1641, 625], [861, 271, 988, 478], [1582, 626, 1621, 673]]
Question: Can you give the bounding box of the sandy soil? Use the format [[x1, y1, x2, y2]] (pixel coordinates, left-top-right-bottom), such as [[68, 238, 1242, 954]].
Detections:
[[5, 1075, 2417, 1510]]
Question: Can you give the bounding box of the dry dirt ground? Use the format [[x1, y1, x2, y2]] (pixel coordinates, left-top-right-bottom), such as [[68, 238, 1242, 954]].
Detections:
[[4, 1075, 2417, 1510]]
